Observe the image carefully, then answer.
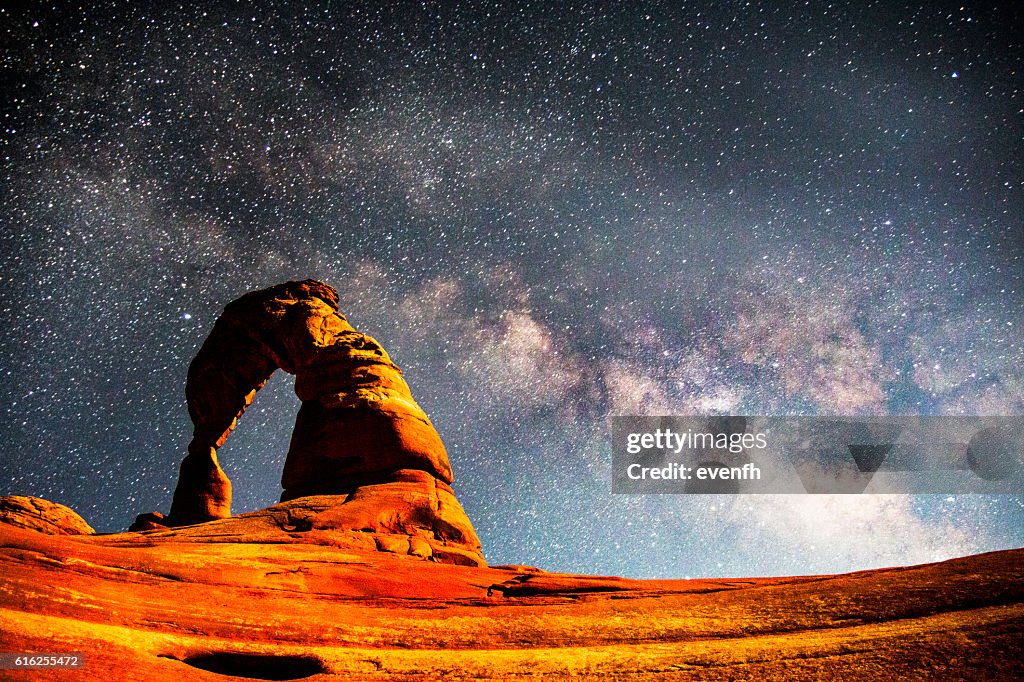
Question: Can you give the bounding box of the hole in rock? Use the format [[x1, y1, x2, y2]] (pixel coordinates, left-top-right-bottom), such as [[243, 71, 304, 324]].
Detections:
[[178, 652, 327, 680], [220, 372, 301, 512]]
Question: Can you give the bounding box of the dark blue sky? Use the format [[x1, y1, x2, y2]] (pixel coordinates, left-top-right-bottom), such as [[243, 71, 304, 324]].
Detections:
[[2, 1, 1022, 577]]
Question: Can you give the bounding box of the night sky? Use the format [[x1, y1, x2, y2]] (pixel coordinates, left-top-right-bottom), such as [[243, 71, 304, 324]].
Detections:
[[2, 1, 1022, 578]]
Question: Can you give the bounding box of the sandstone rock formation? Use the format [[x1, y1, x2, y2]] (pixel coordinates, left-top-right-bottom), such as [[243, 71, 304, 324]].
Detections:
[[1, 519, 1022, 680], [141, 279, 482, 564], [0, 495, 94, 535]]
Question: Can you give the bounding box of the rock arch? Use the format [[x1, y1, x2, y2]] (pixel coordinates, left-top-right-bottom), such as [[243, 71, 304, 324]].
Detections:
[[150, 279, 481, 562]]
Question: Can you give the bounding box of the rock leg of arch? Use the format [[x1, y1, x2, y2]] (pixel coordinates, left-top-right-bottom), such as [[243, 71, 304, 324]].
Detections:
[[132, 279, 484, 565]]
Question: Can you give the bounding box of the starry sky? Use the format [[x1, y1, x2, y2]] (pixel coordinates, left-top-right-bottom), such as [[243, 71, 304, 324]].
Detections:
[[2, 1, 1022, 578]]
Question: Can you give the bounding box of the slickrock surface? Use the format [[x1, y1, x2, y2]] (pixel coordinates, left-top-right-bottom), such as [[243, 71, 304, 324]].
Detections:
[[0, 518, 1021, 680], [144, 279, 482, 565], [135, 480, 484, 567]]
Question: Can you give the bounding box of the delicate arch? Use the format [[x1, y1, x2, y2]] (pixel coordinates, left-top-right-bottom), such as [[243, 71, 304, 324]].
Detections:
[[167, 280, 452, 525]]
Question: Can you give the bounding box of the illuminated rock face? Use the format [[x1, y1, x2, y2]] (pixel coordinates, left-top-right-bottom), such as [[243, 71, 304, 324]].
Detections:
[[156, 279, 482, 564], [0, 520, 1022, 680], [0, 496, 94, 535]]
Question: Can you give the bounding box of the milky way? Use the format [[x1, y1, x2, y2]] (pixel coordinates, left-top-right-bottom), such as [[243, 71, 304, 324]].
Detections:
[[2, 2, 1022, 577]]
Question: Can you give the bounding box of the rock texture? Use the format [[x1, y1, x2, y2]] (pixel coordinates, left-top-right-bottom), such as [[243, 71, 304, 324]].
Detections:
[[0, 520, 1021, 680], [0, 495, 94, 535], [146, 279, 482, 564], [130, 474, 484, 566]]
